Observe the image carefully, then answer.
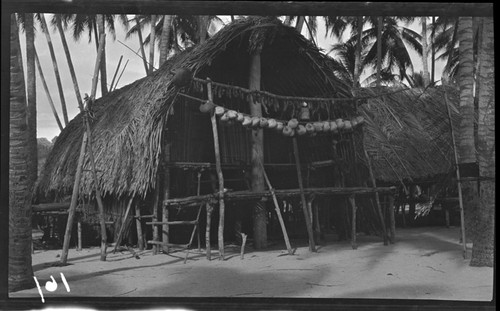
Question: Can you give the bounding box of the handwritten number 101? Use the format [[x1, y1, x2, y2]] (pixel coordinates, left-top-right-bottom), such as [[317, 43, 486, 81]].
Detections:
[[33, 273, 71, 303]]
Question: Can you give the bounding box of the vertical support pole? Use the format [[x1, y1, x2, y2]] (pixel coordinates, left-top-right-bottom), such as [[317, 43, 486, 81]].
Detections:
[[162, 142, 171, 254], [152, 173, 160, 255], [445, 207, 450, 228], [292, 138, 316, 252], [389, 194, 396, 243], [113, 195, 134, 253], [196, 171, 202, 252], [206, 203, 213, 260], [313, 199, 321, 243], [77, 220, 82, 251], [207, 79, 226, 260], [364, 149, 389, 245], [349, 195, 358, 250], [135, 203, 144, 251]]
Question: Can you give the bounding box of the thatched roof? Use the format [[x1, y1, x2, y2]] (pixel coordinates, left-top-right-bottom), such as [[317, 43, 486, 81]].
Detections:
[[36, 16, 352, 199], [358, 86, 460, 184]]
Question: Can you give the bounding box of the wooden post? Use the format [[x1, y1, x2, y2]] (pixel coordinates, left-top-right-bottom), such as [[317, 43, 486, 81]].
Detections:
[[135, 203, 144, 250], [162, 143, 171, 254], [77, 220, 82, 251], [206, 203, 213, 260], [262, 167, 293, 255], [113, 195, 134, 253], [152, 173, 161, 255], [388, 194, 396, 243], [60, 132, 87, 264], [443, 88, 467, 258], [313, 199, 321, 244], [196, 171, 202, 252], [207, 79, 226, 260], [364, 149, 389, 245], [348, 195, 358, 250], [445, 207, 450, 228], [292, 138, 316, 252]]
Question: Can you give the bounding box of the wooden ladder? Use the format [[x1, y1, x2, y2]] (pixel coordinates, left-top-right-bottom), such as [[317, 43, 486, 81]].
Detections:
[[146, 170, 204, 263]]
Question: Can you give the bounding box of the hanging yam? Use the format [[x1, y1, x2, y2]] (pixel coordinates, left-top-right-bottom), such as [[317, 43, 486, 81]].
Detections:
[[275, 121, 284, 131], [313, 122, 323, 132], [267, 118, 277, 129], [220, 112, 230, 122], [351, 118, 359, 127], [283, 126, 293, 136], [199, 101, 215, 113], [215, 106, 225, 116], [227, 110, 238, 119], [344, 120, 352, 130], [251, 116, 261, 127], [259, 118, 269, 127], [323, 121, 331, 131], [305, 123, 315, 133], [287, 118, 299, 129], [329, 121, 338, 132], [335, 118, 345, 129], [242, 116, 252, 127], [356, 116, 365, 125], [296, 124, 307, 135], [236, 113, 245, 122]]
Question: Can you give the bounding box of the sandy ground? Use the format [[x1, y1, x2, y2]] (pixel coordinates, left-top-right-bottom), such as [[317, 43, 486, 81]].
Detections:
[[10, 226, 493, 302]]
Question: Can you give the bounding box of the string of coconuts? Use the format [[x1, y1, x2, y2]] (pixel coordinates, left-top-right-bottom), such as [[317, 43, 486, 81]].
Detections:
[[199, 100, 365, 137]]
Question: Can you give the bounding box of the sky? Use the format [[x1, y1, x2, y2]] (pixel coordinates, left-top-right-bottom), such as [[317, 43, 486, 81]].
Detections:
[[17, 15, 444, 140]]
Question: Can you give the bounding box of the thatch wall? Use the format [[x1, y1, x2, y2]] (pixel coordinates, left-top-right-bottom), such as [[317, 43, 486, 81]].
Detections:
[[36, 16, 352, 199], [358, 86, 460, 183]]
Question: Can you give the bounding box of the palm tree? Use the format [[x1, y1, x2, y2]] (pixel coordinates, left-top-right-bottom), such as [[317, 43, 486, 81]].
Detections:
[[456, 16, 478, 244], [9, 14, 35, 292], [25, 13, 37, 187], [159, 15, 173, 66], [362, 16, 422, 87], [420, 17, 430, 87], [471, 16, 494, 267]]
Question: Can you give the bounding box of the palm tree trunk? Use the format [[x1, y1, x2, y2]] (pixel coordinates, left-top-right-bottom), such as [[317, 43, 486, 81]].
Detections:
[[40, 14, 69, 126], [149, 15, 157, 74], [25, 13, 37, 186], [457, 17, 478, 244], [136, 17, 149, 75], [471, 16, 494, 267], [284, 16, 291, 26], [376, 16, 383, 87], [9, 14, 35, 292], [249, 52, 267, 249], [353, 16, 363, 87], [198, 15, 209, 44], [421, 17, 430, 87], [159, 15, 172, 66], [431, 16, 436, 84], [295, 16, 305, 33], [97, 15, 108, 96]]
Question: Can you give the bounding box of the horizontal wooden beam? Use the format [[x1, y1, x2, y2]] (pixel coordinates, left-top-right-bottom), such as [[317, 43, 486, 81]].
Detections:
[[32, 203, 88, 213], [3, 1, 492, 17], [146, 221, 198, 226]]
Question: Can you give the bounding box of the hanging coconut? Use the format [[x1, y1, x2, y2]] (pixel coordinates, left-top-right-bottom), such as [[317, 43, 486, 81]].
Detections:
[[227, 110, 238, 119], [351, 118, 358, 128], [251, 116, 261, 127], [288, 118, 299, 129], [282, 126, 294, 136], [343, 120, 352, 130], [267, 118, 277, 129], [215, 106, 225, 116], [296, 124, 307, 135], [335, 118, 345, 129], [199, 100, 215, 113], [242, 116, 252, 127], [236, 113, 245, 122], [305, 123, 315, 133], [323, 121, 331, 131], [220, 112, 230, 122], [275, 121, 284, 131], [259, 118, 269, 127], [313, 122, 324, 132]]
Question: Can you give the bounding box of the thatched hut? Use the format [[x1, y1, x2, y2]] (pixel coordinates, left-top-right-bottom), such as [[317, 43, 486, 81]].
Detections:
[[37, 17, 396, 251]]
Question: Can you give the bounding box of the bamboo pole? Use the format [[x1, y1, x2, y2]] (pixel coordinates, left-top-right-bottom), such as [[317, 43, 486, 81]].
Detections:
[[262, 167, 293, 255], [136, 17, 149, 75], [112, 59, 129, 92], [364, 149, 389, 245], [135, 203, 144, 250], [109, 55, 123, 91], [206, 203, 213, 260], [313, 200, 321, 244], [77, 220, 82, 251], [388, 194, 396, 243], [292, 138, 316, 252], [443, 88, 467, 259], [34, 50, 63, 132], [348, 196, 358, 249], [162, 143, 171, 254], [207, 79, 226, 260], [59, 132, 87, 264], [113, 195, 135, 253], [152, 172, 161, 255], [149, 15, 157, 75]]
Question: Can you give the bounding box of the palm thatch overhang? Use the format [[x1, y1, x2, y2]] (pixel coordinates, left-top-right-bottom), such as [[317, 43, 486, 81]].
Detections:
[[36, 16, 353, 200], [357, 86, 460, 185]]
